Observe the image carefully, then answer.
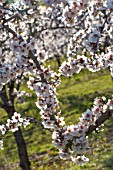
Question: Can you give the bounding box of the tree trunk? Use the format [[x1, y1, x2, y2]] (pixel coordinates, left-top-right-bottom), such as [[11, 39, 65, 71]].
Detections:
[[55, 55, 61, 67], [6, 106, 31, 170], [0, 84, 31, 169], [13, 128, 31, 170]]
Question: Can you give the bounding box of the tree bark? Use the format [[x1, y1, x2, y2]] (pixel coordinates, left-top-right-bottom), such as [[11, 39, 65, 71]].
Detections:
[[86, 109, 113, 135], [55, 55, 61, 67], [6, 106, 31, 170], [13, 128, 31, 170]]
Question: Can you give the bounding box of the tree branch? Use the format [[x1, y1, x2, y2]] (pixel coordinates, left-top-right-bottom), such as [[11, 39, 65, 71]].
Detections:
[[87, 109, 113, 135]]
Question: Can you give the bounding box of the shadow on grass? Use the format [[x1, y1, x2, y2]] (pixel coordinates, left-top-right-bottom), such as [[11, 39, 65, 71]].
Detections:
[[59, 89, 112, 116]]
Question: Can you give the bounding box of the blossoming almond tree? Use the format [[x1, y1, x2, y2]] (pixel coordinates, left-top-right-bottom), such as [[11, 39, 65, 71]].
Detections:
[[1, 0, 113, 169]]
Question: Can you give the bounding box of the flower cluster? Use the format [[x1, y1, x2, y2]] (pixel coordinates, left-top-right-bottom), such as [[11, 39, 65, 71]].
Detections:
[[22, 0, 34, 7], [67, 30, 86, 57], [63, 0, 112, 55], [106, 96, 113, 115], [0, 112, 30, 135], [14, 89, 32, 103], [71, 155, 89, 165], [0, 63, 23, 90], [0, 140, 3, 150], [62, 2, 78, 24], [0, 112, 31, 151], [27, 68, 63, 129], [10, 38, 35, 55], [41, 0, 66, 6], [9, 0, 36, 9], [51, 96, 109, 164], [62, 0, 90, 25], [36, 50, 48, 63], [85, 29, 101, 51], [0, 43, 37, 90], [26, 51, 113, 164], [59, 50, 113, 77]]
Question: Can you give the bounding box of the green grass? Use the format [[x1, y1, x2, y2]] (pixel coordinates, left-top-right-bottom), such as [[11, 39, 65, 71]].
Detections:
[[0, 62, 113, 170]]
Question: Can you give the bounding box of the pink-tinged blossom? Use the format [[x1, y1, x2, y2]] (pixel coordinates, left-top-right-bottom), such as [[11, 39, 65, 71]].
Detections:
[[10, 40, 21, 53], [42, 119, 55, 129], [55, 116, 65, 126], [71, 155, 89, 165], [0, 125, 6, 135], [59, 149, 71, 160], [22, 118, 30, 128], [12, 112, 22, 123], [0, 140, 3, 150], [53, 139, 66, 149], [82, 109, 93, 121], [105, 53, 113, 65], [94, 96, 106, 107], [36, 50, 48, 63], [107, 98, 113, 110], [42, 0, 66, 6], [6, 119, 19, 133], [72, 136, 90, 153], [35, 97, 47, 109], [89, 30, 101, 43], [92, 106, 101, 118]]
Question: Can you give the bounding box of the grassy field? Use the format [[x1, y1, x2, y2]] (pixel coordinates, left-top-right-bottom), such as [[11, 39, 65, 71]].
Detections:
[[0, 60, 113, 170]]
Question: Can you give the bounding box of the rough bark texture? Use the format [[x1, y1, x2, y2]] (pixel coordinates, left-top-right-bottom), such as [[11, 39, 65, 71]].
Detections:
[[7, 106, 31, 170], [13, 128, 31, 170]]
